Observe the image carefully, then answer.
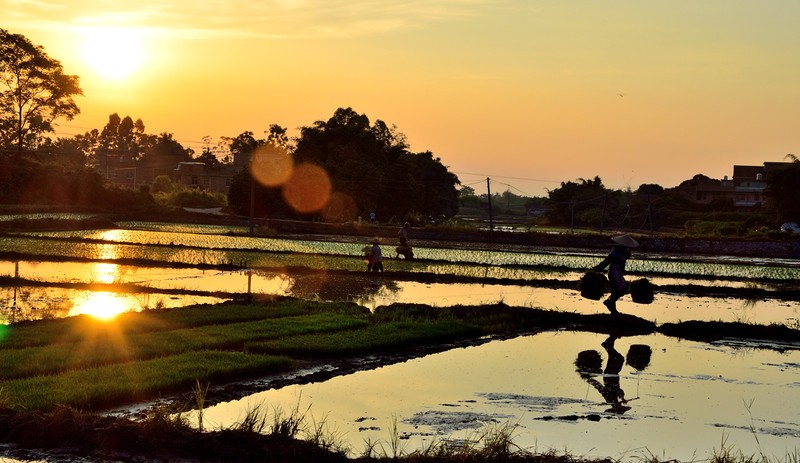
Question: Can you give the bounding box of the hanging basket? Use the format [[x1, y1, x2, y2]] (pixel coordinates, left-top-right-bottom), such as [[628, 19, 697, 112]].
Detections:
[[630, 278, 654, 304], [578, 271, 607, 300]]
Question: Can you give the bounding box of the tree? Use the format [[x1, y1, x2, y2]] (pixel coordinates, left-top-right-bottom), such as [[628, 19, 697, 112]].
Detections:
[[763, 154, 800, 223], [545, 176, 608, 226], [0, 29, 82, 155], [140, 133, 193, 166], [292, 107, 459, 221], [266, 124, 290, 149], [98, 113, 152, 157]]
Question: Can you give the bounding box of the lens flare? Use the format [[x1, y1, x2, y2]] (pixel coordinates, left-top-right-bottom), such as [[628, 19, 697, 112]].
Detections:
[[282, 163, 332, 213], [322, 191, 357, 222], [251, 144, 293, 187]]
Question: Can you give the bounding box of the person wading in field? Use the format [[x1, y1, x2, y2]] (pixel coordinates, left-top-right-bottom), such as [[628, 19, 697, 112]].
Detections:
[[593, 234, 639, 314], [368, 238, 384, 272]]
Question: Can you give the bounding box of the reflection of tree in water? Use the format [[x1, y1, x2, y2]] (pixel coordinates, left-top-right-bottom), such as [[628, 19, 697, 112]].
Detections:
[[253, 269, 400, 303], [575, 335, 652, 414], [0, 286, 73, 322]]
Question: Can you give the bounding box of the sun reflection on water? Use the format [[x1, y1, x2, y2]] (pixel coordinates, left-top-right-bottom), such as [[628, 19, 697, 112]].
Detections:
[[70, 292, 130, 320], [92, 263, 120, 284]]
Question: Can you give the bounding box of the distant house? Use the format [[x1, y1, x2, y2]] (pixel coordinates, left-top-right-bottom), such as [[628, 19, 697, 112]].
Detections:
[[672, 174, 734, 205], [174, 161, 234, 193], [732, 162, 789, 210], [671, 162, 791, 211], [95, 149, 234, 193], [95, 148, 140, 189]]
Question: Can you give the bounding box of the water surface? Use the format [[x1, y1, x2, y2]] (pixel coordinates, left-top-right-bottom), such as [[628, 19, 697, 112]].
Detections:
[[194, 331, 800, 461]]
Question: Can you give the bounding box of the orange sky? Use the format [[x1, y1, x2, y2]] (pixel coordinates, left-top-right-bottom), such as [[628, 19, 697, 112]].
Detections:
[[4, 1, 799, 196]]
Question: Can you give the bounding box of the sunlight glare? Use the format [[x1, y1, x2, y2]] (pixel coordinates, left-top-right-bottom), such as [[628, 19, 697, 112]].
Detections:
[[92, 263, 120, 284], [71, 292, 130, 321], [81, 27, 146, 79]]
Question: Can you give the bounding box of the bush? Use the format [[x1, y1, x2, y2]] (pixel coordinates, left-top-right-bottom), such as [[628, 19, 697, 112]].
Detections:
[[153, 187, 227, 208]]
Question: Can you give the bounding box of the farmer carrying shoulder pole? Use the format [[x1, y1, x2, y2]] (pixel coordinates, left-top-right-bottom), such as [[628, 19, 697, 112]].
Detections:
[[593, 234, 639, 314], [396, 222, 414, 259]]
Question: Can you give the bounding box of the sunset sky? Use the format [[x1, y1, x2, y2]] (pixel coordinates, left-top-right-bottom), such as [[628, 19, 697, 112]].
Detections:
[[4, 0, 799, 196]]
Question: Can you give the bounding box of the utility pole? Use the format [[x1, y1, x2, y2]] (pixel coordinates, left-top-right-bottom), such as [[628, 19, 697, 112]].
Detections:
[[570, 201, 576, 234], [486, 177, 494, 233], [249, 172, 255, 235]]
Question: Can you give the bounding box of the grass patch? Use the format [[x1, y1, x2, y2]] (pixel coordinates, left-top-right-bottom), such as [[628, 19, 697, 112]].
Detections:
[[2, 351, 293, 411], [0, 312, 369, 380], [247, 319, 481, 357], [0, 299, 367, 350]]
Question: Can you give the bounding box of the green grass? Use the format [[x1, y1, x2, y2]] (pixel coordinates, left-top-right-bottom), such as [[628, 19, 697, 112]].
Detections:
[[246, 319, 481, 357], [1, 350, 293, 411], [0, 312, 369, 380], [0, 299, 367, 349]]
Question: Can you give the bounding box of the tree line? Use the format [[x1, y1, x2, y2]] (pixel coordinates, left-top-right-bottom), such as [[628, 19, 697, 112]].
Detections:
[[459, 170, 799, 237], [2, 28, 798, 232], [1, 29, 460, 223]]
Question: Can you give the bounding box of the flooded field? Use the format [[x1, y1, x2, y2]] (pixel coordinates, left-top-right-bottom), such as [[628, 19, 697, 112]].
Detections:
[[1, 222, 798, 325], [189, 331, 800, 461], [2, 221, 799, 458]]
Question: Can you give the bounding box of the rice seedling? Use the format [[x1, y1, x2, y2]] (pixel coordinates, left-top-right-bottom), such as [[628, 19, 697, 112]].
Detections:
[[0, 312, 368, 379], [245, 319, 480, 357], [378, 415, 407, 458], [269, 400, 310, 438], [1, 350, 293, 411], [306, 411, 348, 454], [192, 379, 209, 432], [0, 300, 368, 350], [233, 401, 270, 434]]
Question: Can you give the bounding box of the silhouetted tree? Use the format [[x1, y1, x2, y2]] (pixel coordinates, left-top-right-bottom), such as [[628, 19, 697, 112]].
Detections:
[[0, 29, 82, 155], [546, 176, 610, 227], [98, 113, 152, 157], [140, 133, 193, 166], [763, 154, 800, 223], [292, 107, 458, 221]]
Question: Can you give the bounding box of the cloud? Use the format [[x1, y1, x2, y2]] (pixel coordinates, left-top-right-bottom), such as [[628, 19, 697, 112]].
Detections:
[[4, 0, 496, 40]]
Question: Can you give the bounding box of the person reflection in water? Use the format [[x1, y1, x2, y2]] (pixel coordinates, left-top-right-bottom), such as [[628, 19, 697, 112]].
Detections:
[[575, 335, 652, 414]]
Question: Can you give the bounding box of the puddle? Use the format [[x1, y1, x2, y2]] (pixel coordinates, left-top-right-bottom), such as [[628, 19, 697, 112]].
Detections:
[[190, 331, 800, 461]]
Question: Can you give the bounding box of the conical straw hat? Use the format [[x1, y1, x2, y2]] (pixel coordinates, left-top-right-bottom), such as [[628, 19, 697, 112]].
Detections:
[[612, 234, 639, 248]]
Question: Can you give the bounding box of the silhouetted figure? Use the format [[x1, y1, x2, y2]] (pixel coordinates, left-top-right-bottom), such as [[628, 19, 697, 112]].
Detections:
[[396, 222, 414, 259], [575, 335, 629, 414], [398, 222, 410, 247], [368, 238, 383, 272], [593, 234, 639, 314], [575, 335, 653, 414]]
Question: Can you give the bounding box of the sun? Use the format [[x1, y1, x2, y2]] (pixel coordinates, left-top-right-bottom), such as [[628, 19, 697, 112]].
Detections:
[[70, 292, 130, 321], [81, 27, 146, 80]]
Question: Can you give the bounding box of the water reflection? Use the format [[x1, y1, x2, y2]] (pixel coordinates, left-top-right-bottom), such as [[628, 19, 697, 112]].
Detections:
[[69, 291, 129, 320], [0, 286, 226, 323], [284, 271, 400, 303], [188, 332, 800, 461], [575, 336, 652, 414], [3, 259, 799, 325]]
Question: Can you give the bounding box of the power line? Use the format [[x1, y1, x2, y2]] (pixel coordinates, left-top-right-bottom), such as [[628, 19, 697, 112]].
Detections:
[[453, 171, 561, 185]]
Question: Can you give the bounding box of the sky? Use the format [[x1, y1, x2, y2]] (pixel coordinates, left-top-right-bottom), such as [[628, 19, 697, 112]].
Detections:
[[4, 0, 800, 197]]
